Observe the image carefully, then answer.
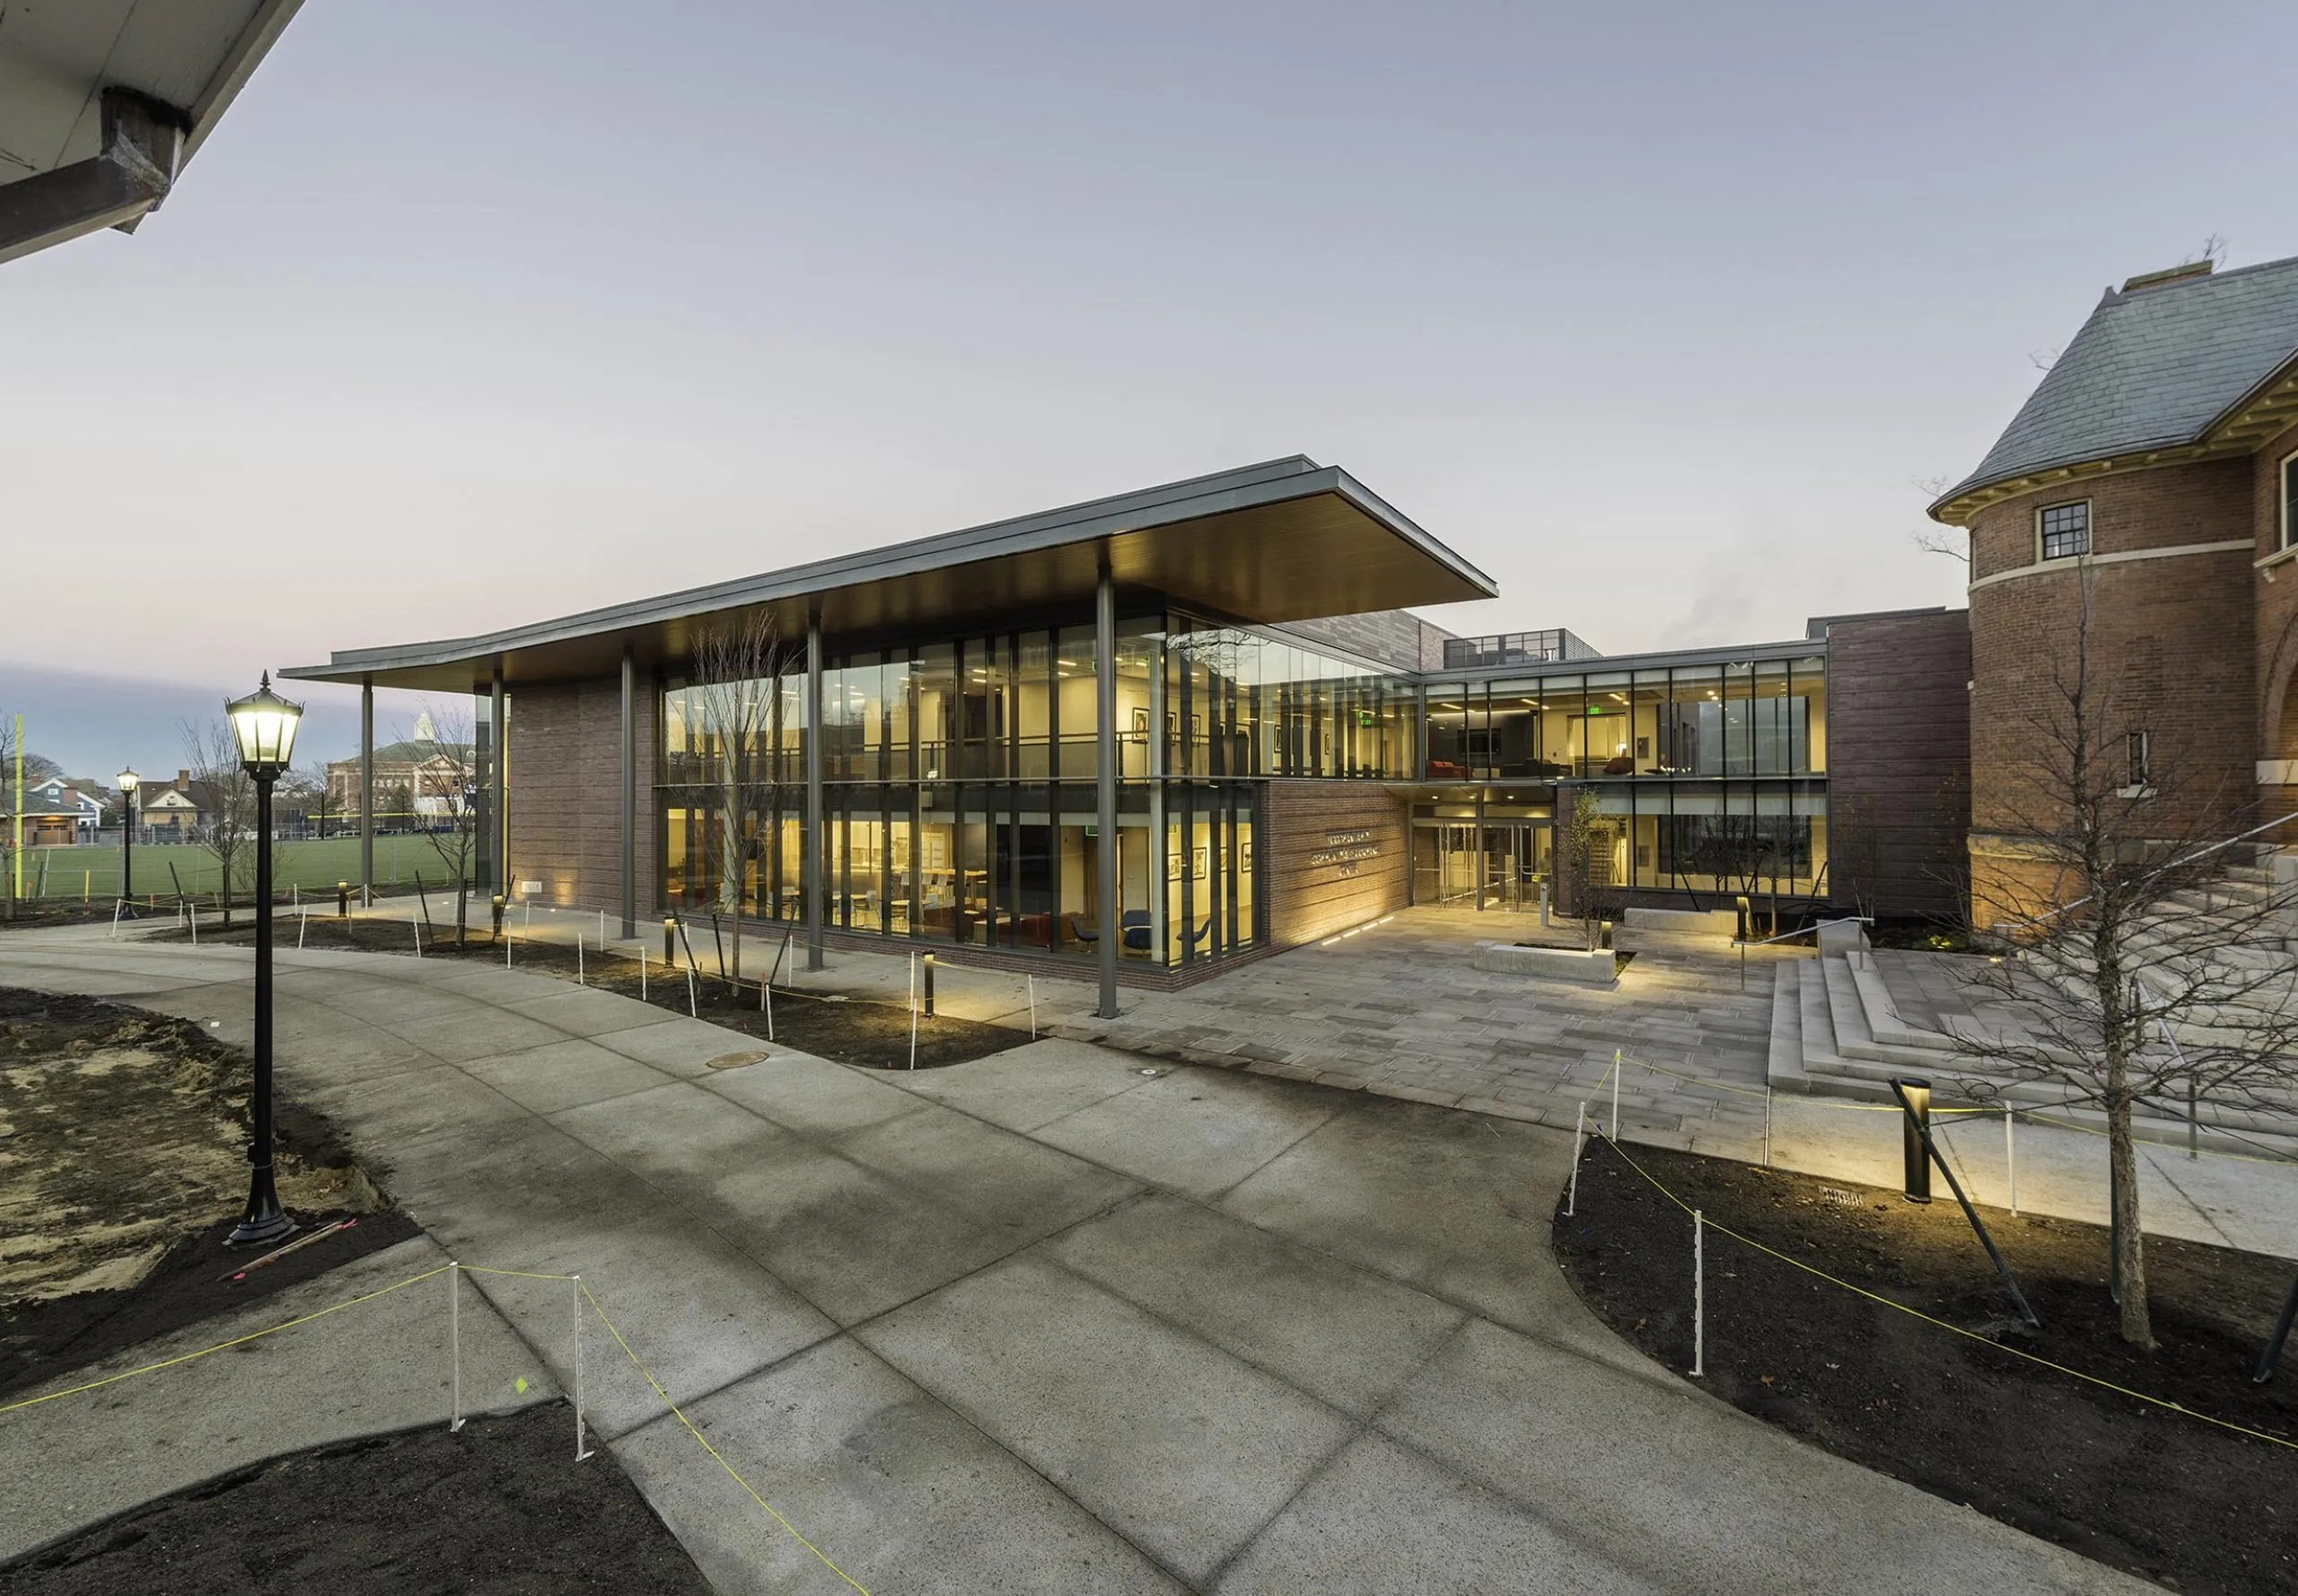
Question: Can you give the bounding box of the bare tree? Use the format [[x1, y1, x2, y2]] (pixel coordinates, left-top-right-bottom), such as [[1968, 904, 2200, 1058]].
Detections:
[[688, 611, 797, 987], [1559, 786, 1610, 951], [1910, 476, 1970, 571], [0, 716, 62, 787], [401, 703, 480, 946], [181, 718, 258, 925], [1960, 578, 2298, 1346], [283, 759, 335, 840]]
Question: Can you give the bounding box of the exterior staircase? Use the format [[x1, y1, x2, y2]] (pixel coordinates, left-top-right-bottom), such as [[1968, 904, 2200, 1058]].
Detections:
[[1767, 864, 2298, 1158]]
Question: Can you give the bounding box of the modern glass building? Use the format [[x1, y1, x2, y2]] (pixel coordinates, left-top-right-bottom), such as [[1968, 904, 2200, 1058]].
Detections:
[[285, 458, 1930, 1009], [1408, 640, 1830, 910]]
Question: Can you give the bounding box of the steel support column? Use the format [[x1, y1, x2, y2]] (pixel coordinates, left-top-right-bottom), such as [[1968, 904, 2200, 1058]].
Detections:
[[1095, 562, 1119, 1019], [619, 646, 636, 939], [805, 607, 825, 971], [490, 667, 507, 895], [358, 675, 373, 894]]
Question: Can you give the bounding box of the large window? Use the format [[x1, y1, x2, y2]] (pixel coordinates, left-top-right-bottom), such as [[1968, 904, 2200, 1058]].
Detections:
[[660, 608, 1269, 969], [2039, 500, 2090, 561], [2282, 453, 2297, 551]]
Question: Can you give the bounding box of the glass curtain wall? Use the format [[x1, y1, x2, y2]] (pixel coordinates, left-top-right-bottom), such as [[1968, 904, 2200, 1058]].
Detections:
[[659, 609, 1335, 971], [1419, 653, 1829, 899]]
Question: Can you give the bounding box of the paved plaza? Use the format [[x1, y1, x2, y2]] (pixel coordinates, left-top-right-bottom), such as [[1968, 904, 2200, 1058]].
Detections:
[[454, 902, 1803, 1155], [0, 934, 2149, 1594]]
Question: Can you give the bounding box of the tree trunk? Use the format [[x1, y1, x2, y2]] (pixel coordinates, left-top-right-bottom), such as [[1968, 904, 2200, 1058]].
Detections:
[[2106, 1091, 2154, 1348]]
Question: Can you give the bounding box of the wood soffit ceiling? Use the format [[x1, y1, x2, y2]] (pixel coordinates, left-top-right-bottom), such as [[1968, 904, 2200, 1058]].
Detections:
[[281, 477, 1495, 694]]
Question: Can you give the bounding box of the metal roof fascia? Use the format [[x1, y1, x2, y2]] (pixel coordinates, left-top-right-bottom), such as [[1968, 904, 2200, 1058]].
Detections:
[[1437, 636, 1827, 681], [280, 459, 1485, 684]]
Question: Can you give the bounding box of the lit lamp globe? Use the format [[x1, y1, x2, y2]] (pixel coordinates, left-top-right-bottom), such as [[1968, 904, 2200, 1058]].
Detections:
[[226, 673, 303, 778], [116, 767, 140, 796]]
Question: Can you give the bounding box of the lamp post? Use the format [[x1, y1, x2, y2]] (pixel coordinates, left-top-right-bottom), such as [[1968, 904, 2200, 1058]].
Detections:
[[116, 768, 139, 907], [225, 673, 303, 1248]]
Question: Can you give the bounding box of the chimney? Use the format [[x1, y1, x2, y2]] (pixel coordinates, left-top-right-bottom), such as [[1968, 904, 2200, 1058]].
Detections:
[[2121, 260, 2214, 294], [176, 768, 191, 790]]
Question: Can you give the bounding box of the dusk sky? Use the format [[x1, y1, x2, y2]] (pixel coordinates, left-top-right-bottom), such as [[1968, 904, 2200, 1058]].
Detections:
[[4, 0, 2292, 781]]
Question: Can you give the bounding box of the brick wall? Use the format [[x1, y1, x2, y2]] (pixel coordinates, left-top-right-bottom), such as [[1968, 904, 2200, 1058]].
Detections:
[[1967, 457, 2253, 579], [1260, 780, 1408, 945], [505, 675, 658, 914], [2250, 421, 2298, 826], [1825, 609, 1971, 919], [1965, 461, 2258, 898]]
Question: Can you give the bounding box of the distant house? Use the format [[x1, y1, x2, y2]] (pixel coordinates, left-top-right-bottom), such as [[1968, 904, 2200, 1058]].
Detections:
[[19, 776, 110, 846], [326, 713, 475, 826], [136, 770, 227, 840]]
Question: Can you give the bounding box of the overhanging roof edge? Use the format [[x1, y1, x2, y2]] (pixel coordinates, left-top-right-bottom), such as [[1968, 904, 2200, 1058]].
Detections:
[[281, 459, 1494, 688]]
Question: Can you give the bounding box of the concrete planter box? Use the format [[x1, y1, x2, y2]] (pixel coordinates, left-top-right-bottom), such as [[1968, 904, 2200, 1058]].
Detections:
[[1614, 907, 1737, 953], [1816, 917, 1871, 954], [1472, 940, 1618, 987]]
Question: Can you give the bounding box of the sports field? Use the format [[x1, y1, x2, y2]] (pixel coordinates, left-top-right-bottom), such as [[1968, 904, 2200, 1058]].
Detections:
[[6, 836, 469, 901]]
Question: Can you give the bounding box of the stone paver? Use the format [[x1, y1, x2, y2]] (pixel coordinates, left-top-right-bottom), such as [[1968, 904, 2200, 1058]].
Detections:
[[0, 934, 2154, 1594]]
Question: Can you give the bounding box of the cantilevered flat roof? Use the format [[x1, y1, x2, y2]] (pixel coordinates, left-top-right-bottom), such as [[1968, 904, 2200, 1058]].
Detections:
[[281, 458, 1497, 693]]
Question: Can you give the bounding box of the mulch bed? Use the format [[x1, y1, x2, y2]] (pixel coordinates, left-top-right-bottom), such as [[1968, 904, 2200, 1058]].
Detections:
[[171, 914, 1028, 1071], [1, 990, 412, 1405], [0, 1209, 421, 1407], [0, 1401, 711, 1593], [1553, 1141, 2298, 1595]]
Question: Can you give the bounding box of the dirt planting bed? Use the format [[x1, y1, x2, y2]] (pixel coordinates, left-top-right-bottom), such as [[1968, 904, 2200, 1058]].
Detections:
[[170, 913, 1028, 1070], [1, 989, 409, 1403], [1553, 1141, 2298, 1596], [0, 1400, 711, 1593]]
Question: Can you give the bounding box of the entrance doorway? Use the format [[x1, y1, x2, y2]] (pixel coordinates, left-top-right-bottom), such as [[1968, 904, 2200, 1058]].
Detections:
[[1412, 820, 1551, 910]]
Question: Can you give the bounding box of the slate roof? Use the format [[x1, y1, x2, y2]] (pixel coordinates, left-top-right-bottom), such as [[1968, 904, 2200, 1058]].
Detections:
[[1934, 255, 2298, 514]]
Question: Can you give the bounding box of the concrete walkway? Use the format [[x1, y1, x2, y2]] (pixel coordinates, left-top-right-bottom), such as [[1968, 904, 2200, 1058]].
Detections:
[[0, 937, 2150, 1593], [458, 901, 1800, 1152]]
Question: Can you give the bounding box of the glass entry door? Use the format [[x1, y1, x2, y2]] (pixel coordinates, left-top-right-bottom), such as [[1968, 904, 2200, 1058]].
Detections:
[[1411, 821, 1482, 905], [1479, 821, 1550, 912]]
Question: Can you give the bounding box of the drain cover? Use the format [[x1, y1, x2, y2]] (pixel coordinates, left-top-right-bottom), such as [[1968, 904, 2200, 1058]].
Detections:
[[706, 1050, 771, 1071]]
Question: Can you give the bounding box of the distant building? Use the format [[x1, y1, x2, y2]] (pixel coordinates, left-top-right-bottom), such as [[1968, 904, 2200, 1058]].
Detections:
[[134, 770, 222, 840], [326, 713, 474, 825], [18, 776, 110, 846]]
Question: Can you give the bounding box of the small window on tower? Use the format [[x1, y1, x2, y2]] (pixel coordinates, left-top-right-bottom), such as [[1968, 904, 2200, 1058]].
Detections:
[[2039, 501, 2090, 560], [2125, 730, 2152, 793], [2282, 452, 2297, 551]]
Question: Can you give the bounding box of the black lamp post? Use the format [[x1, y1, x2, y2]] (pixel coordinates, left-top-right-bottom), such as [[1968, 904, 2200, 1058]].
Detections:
[[116, 767, 139, 907], [225, 673, 303, 1248]]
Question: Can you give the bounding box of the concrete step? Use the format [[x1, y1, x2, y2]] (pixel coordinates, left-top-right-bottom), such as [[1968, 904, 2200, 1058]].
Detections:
[[1764, 958, 2298, 1153], [1821, 955, 1956, 1068], [1767, 960, 1802, 1084]]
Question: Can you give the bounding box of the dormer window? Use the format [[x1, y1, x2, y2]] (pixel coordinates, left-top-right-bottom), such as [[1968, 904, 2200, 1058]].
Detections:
[[2039, 501, 2090, 561]]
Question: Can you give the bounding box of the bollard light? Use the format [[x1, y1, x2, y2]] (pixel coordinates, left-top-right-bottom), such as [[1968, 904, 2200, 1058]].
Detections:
[[336, 880, 350, 917], [663, 915, 677, 963], [1895, 1076, 1933, 1204], [1734, 894, 1751, 943], [491, 894, 506, 937], [224, 674, 303, 1248], [922, 952, 937, 1017]]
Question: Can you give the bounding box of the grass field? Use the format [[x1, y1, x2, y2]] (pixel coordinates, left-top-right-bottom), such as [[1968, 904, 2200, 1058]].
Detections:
[[7, 837, 469, 900]]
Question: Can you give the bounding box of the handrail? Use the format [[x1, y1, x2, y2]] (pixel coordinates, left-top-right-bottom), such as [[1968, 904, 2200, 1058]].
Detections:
[[1989, 808, 2298, 934]]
